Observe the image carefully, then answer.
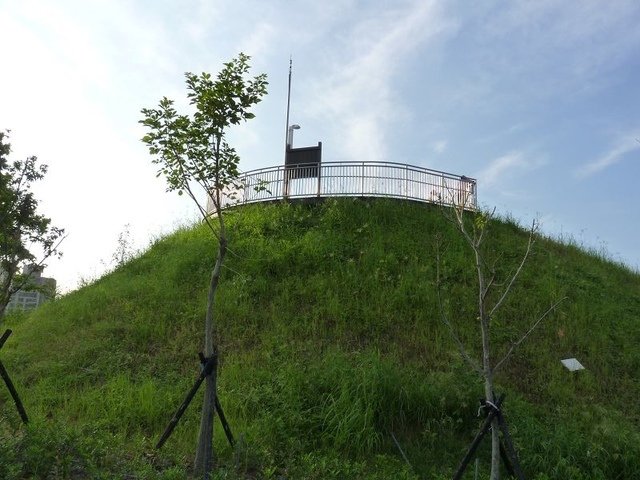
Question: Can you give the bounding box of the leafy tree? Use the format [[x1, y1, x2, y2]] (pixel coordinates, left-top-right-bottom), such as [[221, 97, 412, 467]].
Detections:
[[140, 53, 267, 476], [0, 131, 65, 319], [436, 198, 564, 480]]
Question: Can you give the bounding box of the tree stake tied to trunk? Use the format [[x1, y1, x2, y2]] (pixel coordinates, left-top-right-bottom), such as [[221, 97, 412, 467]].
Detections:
[[0, 329, 28, 424]]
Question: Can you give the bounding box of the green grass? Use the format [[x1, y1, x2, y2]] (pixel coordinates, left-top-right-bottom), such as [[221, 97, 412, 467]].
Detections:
[[1, 198, 639, 479]]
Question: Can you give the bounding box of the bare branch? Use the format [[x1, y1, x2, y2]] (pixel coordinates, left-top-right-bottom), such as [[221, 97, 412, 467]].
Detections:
[[476, 207, 496, 247], [183, 180, 220, 239], [169, 145, 220, 239], [221, 263, 243, 277], [483, 272, 496, 301], [493, 296, 567, 372], [8, 233, 67, 297], [452, 206, 476, 248], [435, 237, 483, 376], [488, 219, 538, 319]]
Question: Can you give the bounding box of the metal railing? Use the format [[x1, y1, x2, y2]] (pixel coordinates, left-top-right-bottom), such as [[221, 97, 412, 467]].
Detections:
[[209, 161, 477, 212]]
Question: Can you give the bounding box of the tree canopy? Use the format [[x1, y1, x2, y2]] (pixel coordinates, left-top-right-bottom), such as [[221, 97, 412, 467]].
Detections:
[[0, 131, 64, 317], [140, 53, 268, 220]]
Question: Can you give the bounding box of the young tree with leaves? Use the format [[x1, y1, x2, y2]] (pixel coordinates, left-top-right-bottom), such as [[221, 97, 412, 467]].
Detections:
[[437, 196, 565, 480], [0, 131, 65, 320], [140, 53, 267, 476]]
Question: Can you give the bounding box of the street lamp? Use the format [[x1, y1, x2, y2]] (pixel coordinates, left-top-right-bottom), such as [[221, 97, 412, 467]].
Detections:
[[287, 124, 300, 149]]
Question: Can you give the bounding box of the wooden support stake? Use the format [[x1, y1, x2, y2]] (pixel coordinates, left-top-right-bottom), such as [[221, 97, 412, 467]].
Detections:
[[0, 360, 29, 424], [500, 439, 515, 477], [497, 410, 525, 480], [156, 354, 235, 451], [156, 355, 216, 449], [453, 395, 504, 480], [391, 430, 413, 471], [215, 396, 235, 447], [0, 329, 11, 349], [452, 395, 504, 480], [0, 329, 29, 424]]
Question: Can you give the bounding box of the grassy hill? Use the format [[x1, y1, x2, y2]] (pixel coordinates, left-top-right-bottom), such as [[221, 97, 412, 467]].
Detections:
[[1, 198, 639, 479]]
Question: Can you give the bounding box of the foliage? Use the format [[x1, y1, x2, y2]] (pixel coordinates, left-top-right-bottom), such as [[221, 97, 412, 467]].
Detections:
[[140, 53, 268, 217], [1, 199, 639, 478], [0, 130, 64, 318], [0, 421, 90, 479]]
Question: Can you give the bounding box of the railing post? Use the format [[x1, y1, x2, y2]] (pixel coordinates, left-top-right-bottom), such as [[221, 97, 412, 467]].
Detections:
[[283, 166, 289, 200], [472, 180, 477, 209], [405, 164, 408, 199], [361, 162, 365, 195]]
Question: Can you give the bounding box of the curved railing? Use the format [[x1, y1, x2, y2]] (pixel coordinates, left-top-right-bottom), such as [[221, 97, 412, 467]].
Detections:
[[212, 161, 477, 211]]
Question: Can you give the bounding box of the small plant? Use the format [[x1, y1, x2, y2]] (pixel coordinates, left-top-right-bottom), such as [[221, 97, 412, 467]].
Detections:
[[112, 223, 135, 268]]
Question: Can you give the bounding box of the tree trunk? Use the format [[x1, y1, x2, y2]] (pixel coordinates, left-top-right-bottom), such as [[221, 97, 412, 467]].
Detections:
[[0, 265, 19, 322], [481, 320, 500, 480], [481, 318, 501, 480], [195, 369, 217, 477], [0, 278, 11, 321], [475, 246, 500, 480], [194, 230, 227, 476], [485, 376, 500, 480], [480, 314, 500, 480]]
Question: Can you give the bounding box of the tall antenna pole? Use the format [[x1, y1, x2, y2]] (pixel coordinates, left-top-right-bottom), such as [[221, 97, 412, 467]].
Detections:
[[285, 55, 292, 153]]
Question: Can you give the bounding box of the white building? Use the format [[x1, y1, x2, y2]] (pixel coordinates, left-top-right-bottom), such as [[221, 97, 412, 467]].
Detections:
[[6, 265, 56, 312]]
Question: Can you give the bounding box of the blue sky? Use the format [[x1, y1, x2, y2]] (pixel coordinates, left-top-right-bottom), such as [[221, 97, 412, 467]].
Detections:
[[1, 0, 639, 290]]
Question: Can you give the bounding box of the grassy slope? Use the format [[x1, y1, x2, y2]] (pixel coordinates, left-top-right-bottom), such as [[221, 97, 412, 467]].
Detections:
[[1, 198, 639, 479]]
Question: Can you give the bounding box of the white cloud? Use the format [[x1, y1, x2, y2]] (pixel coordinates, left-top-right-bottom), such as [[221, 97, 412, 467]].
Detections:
[[467, 1, 640, 104], [309, 0, 458, 160], [577, 135, 640, 178], [236, 22, 276, 59], [478, 151, 536, 187], [431, 140, 448, 154]]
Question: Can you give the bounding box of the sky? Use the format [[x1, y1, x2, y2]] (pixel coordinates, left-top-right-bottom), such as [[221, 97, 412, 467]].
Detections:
[[1, 0, 639, 292]]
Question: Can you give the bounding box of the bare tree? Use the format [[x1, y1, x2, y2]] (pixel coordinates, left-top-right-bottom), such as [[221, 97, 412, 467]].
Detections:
[[437, 194, 565, 480]]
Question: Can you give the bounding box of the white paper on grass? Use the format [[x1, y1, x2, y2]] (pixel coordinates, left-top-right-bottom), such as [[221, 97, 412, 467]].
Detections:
[[561, 358, 585, 371]]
